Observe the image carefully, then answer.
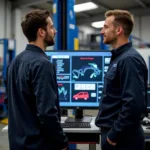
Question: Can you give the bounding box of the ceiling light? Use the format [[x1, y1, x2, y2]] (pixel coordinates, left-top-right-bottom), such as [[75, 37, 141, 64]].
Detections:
[[74, 2, 98, 13], [91, 21, 105, 28]]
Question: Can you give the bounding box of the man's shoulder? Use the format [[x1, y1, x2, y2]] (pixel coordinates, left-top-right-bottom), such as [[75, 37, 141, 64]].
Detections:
[[118, 49, 147, 70], [120, 47, 143, 61], [9, 50, 25, 65], [30, 56, 53, 71], [10, 50, 52, 69], [16, 50, 49, 63]]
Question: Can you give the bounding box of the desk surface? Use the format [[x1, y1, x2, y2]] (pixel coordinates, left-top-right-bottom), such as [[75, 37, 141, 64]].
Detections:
[[143, 126, 150, 134], [2, 117, 101, 134], [2, 117, 150, 134]]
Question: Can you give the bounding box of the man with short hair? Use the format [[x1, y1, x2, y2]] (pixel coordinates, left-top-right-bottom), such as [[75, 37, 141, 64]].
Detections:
[[95, 9, 148, 150], [5, 9, 68, 150]]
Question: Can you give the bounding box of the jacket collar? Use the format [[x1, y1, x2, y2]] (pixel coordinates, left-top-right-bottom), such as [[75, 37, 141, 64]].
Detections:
[[111, 42, 132, 56], [25, 44, 50, 59]]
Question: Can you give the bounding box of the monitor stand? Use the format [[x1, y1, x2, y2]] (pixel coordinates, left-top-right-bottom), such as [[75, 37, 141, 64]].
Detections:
[[65, 108, 92, 123]]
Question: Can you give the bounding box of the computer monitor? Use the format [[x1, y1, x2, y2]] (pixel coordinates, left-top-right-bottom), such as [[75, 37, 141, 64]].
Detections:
[[45, 50, 111, 122]]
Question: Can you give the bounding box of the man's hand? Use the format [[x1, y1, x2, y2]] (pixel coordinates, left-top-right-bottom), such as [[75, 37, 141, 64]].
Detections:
[[107, 137, 117, 146]]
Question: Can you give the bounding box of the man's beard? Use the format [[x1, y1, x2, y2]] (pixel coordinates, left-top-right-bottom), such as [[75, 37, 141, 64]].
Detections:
[[104, 36, 117, 45], [44, 33, 55, 46]]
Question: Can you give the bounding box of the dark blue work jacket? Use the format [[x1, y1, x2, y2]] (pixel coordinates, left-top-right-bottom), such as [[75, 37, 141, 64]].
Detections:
[[5, 44, 68, 150], [95, 42, 148, 143]]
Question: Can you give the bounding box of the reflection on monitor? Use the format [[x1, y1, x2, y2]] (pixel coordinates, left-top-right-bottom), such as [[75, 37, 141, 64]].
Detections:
[[46, 50, 111, 109]]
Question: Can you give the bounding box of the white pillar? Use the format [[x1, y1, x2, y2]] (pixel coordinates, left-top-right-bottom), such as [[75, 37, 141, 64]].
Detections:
[[6, 0, 12, 38], [0, 0, 5, 38], [13, 8, 26, 55]]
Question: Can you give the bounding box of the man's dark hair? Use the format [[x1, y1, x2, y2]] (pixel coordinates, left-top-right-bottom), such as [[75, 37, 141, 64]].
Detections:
[[21, 9, 51, 42], [105, 9, 134, 37]]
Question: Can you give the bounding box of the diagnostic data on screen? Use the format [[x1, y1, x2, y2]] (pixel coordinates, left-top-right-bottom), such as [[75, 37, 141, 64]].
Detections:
[[46, 51, 111, 107]]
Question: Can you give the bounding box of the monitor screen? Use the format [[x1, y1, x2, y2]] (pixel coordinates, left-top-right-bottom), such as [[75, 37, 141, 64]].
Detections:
[[45, 50, 111, 108]]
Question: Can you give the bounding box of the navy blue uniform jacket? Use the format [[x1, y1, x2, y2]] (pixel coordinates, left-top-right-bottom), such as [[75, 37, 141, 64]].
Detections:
[[4, 44, 68, 150], [95, 42, 148, 143]]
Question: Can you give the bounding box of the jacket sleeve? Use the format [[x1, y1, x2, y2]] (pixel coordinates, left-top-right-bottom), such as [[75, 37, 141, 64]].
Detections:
[[32, 61, 68, 149], [107, 56, 147, 143]]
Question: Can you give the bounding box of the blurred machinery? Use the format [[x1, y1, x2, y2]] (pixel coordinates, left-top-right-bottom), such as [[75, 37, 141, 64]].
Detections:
[[0, 39, 15, 119]]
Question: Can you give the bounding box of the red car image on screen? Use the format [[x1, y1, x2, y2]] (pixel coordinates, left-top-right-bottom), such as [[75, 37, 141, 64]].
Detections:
[[73, 92, 89, 100]]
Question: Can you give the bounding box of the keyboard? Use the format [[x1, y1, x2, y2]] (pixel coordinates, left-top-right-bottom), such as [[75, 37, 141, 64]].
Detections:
[[61, 122, 91, 128]]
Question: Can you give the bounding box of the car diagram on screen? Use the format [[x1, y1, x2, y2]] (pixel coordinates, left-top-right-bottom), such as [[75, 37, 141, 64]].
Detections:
[[73, 92, 89, 100], [72, 63, 101, 79]]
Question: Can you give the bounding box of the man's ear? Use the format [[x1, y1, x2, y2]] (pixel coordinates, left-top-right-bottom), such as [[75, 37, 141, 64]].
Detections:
[[37, 28, 45, 37], [116, 26, 123, 36]]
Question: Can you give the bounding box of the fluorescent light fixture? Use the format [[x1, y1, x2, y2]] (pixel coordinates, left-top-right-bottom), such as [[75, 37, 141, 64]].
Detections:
[[74, 2, 98, 13], [91, 21, 105, 28]]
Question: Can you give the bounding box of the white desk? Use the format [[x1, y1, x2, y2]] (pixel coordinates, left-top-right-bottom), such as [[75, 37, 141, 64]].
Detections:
[[2, 117, 100, 132]]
